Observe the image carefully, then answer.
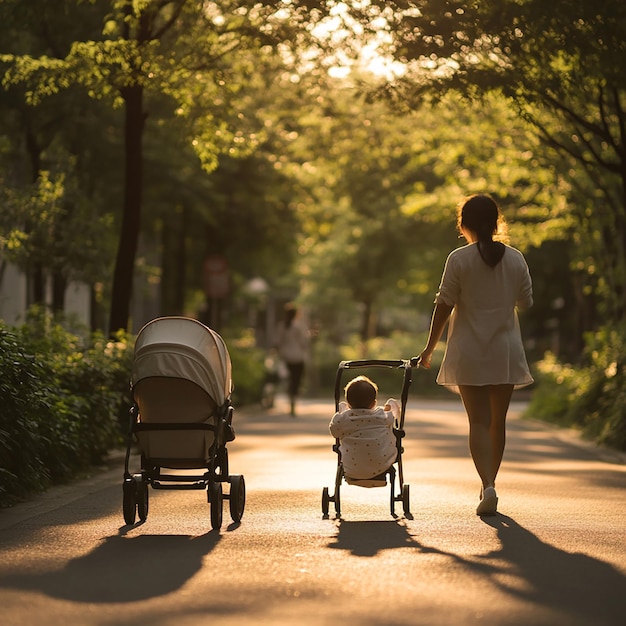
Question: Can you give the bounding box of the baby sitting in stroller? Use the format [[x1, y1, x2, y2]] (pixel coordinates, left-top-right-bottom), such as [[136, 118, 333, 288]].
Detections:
[[329, 375, 400, 484]]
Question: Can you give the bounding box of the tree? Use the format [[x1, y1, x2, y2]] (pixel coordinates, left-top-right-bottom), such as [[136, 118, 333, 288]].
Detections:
[[129, 33, 340, 321], [0, 0, 117, 311], [362, 0, 626, 448], [269, 75, 426, 344], [2, 0, 347, 333], [374, 0, 626, 327], [290, 76, 566, 350]]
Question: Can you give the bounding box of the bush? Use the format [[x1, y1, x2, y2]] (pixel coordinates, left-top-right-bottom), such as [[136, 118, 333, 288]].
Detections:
[[0, 327, 58, 503], [525, 352, 587, 425], [225, 329, 266, 407], [526, 327, 626, 451], [570, 328, 626, 450], [0, 312, 133, 507]]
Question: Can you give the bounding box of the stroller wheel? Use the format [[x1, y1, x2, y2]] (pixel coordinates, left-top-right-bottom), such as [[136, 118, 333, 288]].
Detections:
[[334, 488, 341, 517], [122, 478, 137, 525], [402, 484, 410, 516], [321, 487, 330, 517], [135, 475, 149, 522], [229, 475, 246, 522], [209, 481, 223, 531]]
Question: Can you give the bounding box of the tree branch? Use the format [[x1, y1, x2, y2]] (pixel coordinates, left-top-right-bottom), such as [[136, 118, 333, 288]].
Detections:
[[152, 0, 187, 41]]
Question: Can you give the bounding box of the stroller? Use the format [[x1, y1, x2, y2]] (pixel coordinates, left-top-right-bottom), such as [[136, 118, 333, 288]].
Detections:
[[122, 316, 245, 531], [322, 359, 413, 518], [260, 350, 281, 410]]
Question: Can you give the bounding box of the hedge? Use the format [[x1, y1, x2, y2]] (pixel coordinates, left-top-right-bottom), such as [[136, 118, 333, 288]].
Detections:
[[0, 314, 133, 507]]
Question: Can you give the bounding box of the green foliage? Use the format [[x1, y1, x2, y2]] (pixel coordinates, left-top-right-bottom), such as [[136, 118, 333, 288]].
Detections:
[[0, 326, 57, 503], [292, 86, 566, 355], [225, 329, 266, 407], [571, 328, 626, 450], [0, 311, 133, 507], [1, 0, 346, 332], [311, 329, 447, 398], [526, 353, 588, 425], [381, 0, 626, 326], [527, 328, 626, 451], [0, 167, 114, 285]]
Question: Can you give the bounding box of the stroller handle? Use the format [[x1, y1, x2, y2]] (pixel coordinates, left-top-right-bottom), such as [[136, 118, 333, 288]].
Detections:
[[338, 359, 410, 369], [334, 359, 414, 430]]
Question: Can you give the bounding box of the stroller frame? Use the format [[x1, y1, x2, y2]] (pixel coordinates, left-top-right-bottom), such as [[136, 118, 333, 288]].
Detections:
[[122, 397, 243, 531], [322, 359, 414, 518], [122, 317, 245, 531]]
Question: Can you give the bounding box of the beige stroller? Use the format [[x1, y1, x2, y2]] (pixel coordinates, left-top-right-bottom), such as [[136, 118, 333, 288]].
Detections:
[[122, 316, 245, 530]]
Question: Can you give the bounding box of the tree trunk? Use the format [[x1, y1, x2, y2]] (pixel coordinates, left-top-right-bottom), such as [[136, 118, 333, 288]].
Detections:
[[51, 272, 66, 313], [359, 298, 377, 355], [30, 265, 45, 306], [160, 205, 187, 315], [175, 205, 188, 314], [25, 125, 46, 308], [108, 83, 145, 335]]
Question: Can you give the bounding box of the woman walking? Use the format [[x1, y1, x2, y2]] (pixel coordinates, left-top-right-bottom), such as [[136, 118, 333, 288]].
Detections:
[[275, 304, 308, 416], [417, 194, 533, 515]]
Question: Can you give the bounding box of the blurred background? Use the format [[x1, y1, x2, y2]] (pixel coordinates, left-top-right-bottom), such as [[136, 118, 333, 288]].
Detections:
[[1, 1, 624, 500]]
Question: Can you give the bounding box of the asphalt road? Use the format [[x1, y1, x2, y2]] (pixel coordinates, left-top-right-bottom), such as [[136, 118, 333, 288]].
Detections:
[[1, 395, 625, 626]]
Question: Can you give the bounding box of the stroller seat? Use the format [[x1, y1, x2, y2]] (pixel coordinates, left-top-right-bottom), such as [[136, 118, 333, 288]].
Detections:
[[133, 376, 217, 468], [344, 474, 388, 488]]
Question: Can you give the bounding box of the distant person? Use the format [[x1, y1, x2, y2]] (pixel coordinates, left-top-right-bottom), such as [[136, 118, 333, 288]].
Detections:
[[329, 375, 399, 481], [275, 304, 308, 416], [416, 194, 533, 516]]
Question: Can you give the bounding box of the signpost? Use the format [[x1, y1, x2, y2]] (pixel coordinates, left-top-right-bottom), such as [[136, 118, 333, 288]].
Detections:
[[203, 255, 230, 330]]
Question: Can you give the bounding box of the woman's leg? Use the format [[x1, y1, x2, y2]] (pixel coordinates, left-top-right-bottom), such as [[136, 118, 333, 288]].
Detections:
[[489, 384, 514, 483], [458, 384, 514, 489], [459, 385, 494, 489]]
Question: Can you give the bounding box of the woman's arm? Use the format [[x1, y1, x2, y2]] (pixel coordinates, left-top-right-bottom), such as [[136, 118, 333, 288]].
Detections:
[[516, 257, 533, 310], [417, 303, 454, 368]]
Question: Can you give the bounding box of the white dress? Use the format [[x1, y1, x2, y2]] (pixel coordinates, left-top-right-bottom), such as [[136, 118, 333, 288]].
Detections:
[[435, 243, 533, 391], [275, 322, 308, 364]]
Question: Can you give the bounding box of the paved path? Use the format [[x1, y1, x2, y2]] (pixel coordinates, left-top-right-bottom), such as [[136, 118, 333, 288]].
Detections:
[[0, 395, 625, 625]]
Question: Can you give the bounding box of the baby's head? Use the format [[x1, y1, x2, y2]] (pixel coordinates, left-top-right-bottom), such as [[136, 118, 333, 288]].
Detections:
[[344, 375, 377, 409]]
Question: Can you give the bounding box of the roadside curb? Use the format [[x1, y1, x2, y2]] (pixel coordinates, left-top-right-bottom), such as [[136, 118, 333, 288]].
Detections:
[[519, 413, 626, 465], [0, 449, 127, 531]]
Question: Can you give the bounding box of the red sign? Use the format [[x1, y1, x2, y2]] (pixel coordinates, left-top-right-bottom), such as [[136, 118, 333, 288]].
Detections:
[[203, 255, 230, 298]]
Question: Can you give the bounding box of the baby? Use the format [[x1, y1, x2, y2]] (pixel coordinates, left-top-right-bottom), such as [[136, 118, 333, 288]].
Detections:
[[329, 375, 399, 480]]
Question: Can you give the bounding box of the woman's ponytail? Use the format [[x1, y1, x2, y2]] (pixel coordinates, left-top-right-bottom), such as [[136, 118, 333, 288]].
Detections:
[[458, 194, 506, 267]]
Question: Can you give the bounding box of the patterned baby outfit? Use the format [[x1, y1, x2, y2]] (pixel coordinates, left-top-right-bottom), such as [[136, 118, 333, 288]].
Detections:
[[329, 400, 399, 479]]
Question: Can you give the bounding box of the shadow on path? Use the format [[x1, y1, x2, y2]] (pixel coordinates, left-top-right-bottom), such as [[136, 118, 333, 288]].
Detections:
[[479, 515, 626, 625], [0, 529, 221, 603], [327, 519, 435, 557], [326, 515, 625, 625]]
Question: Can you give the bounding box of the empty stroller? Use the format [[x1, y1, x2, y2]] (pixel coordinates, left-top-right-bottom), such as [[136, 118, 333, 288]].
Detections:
[[122, 316, 245, 530], [322, 359, 413, 518]]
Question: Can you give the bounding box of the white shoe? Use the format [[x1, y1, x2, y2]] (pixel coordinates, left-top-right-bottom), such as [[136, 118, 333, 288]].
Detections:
[[476, 486, 498, 516]]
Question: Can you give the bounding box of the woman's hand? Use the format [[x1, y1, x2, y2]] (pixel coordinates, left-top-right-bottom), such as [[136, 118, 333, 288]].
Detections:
[[413, 303, 453, 370], [415, 350, 433, 369]]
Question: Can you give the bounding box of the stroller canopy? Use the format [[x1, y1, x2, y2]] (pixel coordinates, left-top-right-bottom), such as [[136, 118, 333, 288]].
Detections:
[[132, 317, 232, 406]]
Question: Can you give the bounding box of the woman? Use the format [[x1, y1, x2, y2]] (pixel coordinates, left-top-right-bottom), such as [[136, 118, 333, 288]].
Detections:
[[275, 304, 308, 416], [417, 194, 533, 515]]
